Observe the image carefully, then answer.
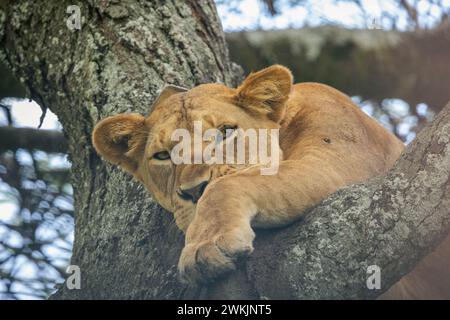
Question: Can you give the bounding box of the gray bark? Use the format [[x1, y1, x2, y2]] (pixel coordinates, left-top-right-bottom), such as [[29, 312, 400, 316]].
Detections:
[[1, 1, 449, 300]]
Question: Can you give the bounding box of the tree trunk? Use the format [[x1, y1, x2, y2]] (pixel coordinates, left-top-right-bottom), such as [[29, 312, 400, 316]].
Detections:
[[0, 0, 239, 299], [1, 1, 449, 300]]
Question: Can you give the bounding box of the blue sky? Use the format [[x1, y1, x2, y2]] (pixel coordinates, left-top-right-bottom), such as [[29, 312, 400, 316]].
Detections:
[[217, 0, 450, 31]]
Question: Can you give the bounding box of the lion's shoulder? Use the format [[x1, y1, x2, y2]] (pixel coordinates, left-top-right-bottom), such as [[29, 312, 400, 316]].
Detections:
[[281, 82, 404, 176]]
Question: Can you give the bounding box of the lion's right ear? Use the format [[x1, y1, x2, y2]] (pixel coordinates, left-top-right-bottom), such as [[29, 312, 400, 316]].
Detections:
[[236, 65, 293, 123], [92, 114, 147, 174]]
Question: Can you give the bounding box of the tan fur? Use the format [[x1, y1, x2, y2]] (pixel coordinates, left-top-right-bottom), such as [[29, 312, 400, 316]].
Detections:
[[93, 65, 446, 297]]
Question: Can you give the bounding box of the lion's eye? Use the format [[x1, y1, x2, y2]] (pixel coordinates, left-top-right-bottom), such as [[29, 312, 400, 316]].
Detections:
[[152, 151, 171, 161], [219, 125, 238, 139]]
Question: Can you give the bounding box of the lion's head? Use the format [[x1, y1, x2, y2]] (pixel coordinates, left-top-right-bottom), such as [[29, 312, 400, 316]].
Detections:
[[92, 65, 292, 231]]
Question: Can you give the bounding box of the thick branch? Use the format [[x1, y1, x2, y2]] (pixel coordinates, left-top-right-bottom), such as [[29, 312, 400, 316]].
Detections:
[[0, 126, 67, 153], [205, 102, 450, 299]]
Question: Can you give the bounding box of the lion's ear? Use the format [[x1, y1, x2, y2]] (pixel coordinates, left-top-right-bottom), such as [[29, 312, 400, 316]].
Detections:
[[92, 114, 147, 174], [236, 65, 293, 122]]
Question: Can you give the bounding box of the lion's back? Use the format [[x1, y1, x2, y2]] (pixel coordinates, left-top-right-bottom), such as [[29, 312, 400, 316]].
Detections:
[[281, 82, 404, 183]]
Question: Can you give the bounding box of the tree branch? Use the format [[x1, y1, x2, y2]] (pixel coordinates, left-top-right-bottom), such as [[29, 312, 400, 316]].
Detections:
[[0, 126, 67, 153], [204, 102, 450, 299]]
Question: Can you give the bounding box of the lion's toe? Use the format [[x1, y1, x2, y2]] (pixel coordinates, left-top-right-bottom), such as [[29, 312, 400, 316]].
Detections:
[[178, 228, 255, 284]]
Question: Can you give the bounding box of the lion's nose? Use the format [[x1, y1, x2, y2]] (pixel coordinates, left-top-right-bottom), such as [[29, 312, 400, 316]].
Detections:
[[177, 181, 209, 203]]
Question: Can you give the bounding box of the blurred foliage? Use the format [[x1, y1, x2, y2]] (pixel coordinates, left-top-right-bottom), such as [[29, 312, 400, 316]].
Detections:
[[356, 98, 434, 144], [226, 24, 450, 116], [0, 103, 73, 299]]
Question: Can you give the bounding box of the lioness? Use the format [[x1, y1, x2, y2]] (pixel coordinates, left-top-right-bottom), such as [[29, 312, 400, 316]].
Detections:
[[93, 65, 408, 290]]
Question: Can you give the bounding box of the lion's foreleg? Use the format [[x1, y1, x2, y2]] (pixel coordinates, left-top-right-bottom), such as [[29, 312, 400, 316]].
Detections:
[[177, 158, 346, 283]]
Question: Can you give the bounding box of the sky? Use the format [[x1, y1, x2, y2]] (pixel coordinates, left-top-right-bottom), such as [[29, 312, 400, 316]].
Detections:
[[217, 0, 450, 31], [217, 0, 374, 30], [0, 98, 61, 130]]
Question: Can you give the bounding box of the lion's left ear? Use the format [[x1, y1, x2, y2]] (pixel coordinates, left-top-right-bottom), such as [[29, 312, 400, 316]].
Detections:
[[92, 114, 147, 175], [235, 65, 293, 122]]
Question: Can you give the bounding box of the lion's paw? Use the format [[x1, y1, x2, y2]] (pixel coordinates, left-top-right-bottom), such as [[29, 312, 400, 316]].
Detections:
[[178, 227, 255, 284]]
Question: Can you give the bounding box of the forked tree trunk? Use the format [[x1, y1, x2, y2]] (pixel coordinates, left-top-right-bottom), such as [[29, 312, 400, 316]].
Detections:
[[1, 1, 449, 299], [1, 0, 238, 299]]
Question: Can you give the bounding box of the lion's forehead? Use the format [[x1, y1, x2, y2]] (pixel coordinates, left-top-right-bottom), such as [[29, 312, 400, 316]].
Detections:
[[150, 83, 233, 113], [144, 84, 265, 151], [149, 99, 239, 130]]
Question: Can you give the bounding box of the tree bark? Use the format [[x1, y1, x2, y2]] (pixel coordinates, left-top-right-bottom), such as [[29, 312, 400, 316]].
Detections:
[[1, 1, 449, 300]]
